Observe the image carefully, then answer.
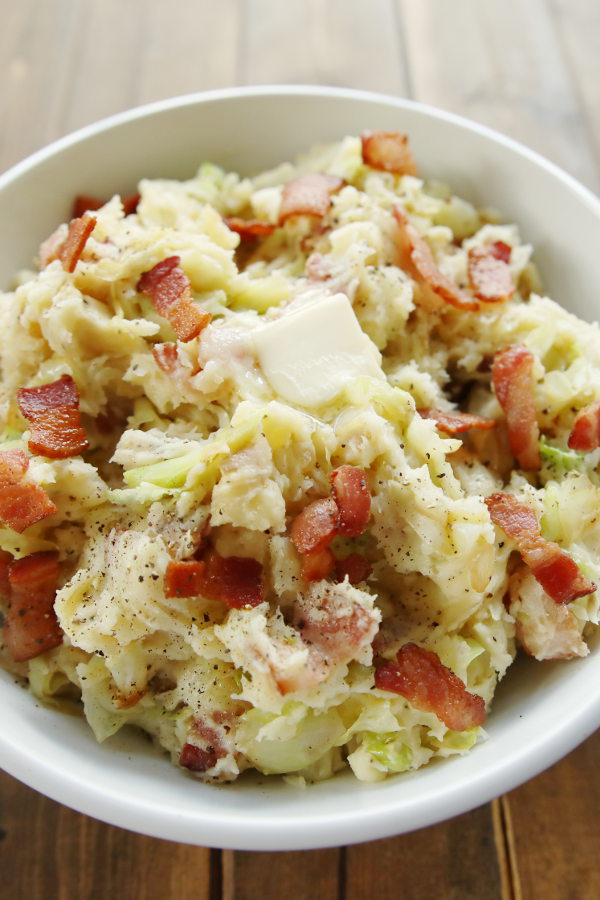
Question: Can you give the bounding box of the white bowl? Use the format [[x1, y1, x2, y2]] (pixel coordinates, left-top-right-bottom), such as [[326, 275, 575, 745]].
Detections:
[[1, 86, 599, 851]]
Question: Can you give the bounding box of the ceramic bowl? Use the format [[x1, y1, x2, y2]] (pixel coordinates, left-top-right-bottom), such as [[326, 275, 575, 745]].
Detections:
[[1, 86, 599, 850]]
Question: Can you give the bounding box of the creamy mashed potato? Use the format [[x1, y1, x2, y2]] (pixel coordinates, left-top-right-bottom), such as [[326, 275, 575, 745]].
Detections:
[[0, 134, 599, 785]]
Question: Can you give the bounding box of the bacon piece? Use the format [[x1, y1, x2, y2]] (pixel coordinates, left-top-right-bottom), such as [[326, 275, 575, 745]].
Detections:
[[294, 580, 380, 668], [492, 344, 540, 470], [0, 449, 57, 532], [393, 206, 479, 312], [334, 553, 372, 584], [152, 342, 179, 375], [301, 546, 335, 582], [485, 492, 596, 604], [58, 213, 96, 273], [361, 131, 417, 176], [568, 400, 600, 451], [18, 374, 89, 459], [180, 720, 228, 773], [165, 553, 264, 608], [72, 195, 103, 218], [418, 407, 496, 435], [164, 560, 207, 598], [279, 173, 344, 223], [290, 497, 339, 555], [224, 217, 276, 240], [508, 567, 588, 660], [330, 466, 371, 537], [375, 642, 486, 731], [138, 256, 211, 342], [2, 551, 62, 662], [0, 550, 12, 596], [468, 242, 514, 304], [72, 192, 140, 218]]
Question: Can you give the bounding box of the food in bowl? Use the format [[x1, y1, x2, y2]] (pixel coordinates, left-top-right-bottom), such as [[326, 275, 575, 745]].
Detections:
[[0, 129, 598, 786]]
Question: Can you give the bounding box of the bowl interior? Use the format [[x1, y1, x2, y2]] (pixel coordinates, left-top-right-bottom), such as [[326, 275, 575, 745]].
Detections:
[[1, 86, 599, 850]]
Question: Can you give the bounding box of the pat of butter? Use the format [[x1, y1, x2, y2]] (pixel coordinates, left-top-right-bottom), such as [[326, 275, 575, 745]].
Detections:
[[252, 292, 384, 407]]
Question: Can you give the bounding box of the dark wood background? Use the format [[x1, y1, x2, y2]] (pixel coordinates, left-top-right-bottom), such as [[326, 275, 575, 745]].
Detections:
[[1, 2, 599, 897]]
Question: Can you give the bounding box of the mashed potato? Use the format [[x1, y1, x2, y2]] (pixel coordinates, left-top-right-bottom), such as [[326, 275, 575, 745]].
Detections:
[[0, 133, 598, 784]]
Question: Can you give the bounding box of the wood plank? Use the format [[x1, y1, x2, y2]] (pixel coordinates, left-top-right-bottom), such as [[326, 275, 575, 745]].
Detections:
[[502, 729, 600, 900], [0, 770, 212, 900], [222, 847, 341, 900], [397, 0, 600, 192], [547, 0, 600, 175], [242, 0, 409, 94], [344, 803, 506, 900], [0, 0, 82, 172]]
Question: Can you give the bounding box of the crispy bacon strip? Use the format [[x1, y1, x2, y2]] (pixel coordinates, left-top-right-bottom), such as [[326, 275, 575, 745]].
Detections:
[[290, 497, 339, 555], [568, 400, 600, 451], [334, 553, 372, 584], [375, 642, 486, 731], [224, 217, 276, 240], [485, 492, 596, 604], [152, 342, 180, 375], [18, 374, 89, 459], [165, 553, 264, 608], [330, 466, 371, 537], [0, 550, 12, 596], [138, 256, 211, 342], [361, 131, 417, 176], [492, 344, 540, 470], [467, 241, 514, 304], [0, 449, 57, 532], [393, 206, 479, 312], [279, 173, 344, 223], [418, 407, 496, 435], [58, 213, 96, 273], [2, 551, 62, 662]]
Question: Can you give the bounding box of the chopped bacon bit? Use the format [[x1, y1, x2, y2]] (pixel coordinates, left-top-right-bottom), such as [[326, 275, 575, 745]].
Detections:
[[361, 131, 417, 176], [485, 492, 596, 604], [294, 581, 380, 668], [72, 195, 104, 218], [57, 213, 96, 273], [18, 374, 89, 459], [73, 192, 140, 218], [224, 217, 277, 240], [330, 466, 371, 537], [334, 552, 372, 584], [375, 642, 486, 731], [0, 449, 57, 532], [138, 256, 211, 342], [152, 342, 179, 375], [301, 546, 335, 582], [418, 407, 496, 435], [492, 344, 540, 470], [279, 173, 344, 223], [164, 560, 207, 598], [568, 400, 600, 451], [0, 550, 12, 596], [122, 193, 141, 216], [180, 742, 219, 773], [2, 551, 62, 662], [165, 555, 263, 607], [290, 497, 339, 555], [393, 205, 479, 312], [468, 243, 514, 304]]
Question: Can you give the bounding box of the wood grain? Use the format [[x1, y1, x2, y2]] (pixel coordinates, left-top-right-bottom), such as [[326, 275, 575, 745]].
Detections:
[[0, 770, 211, 900], [222, 847, 341, 900]]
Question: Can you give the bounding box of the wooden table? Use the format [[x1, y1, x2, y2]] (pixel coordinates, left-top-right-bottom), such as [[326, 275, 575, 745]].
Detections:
[[1, 2, 599, 897]]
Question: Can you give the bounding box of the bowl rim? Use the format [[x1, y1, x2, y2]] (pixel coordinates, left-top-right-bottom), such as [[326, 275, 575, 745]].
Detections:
[[0, 84, 599, 851]]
